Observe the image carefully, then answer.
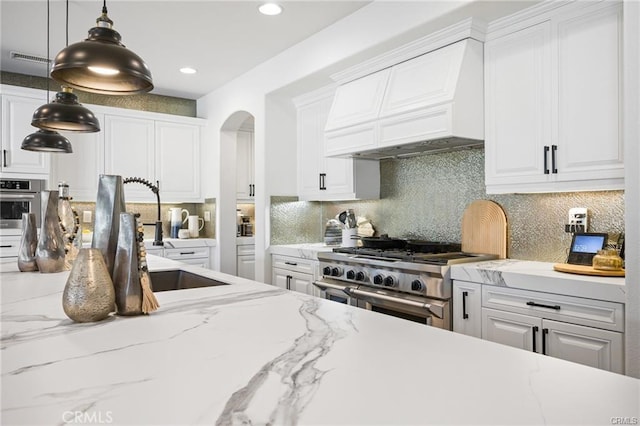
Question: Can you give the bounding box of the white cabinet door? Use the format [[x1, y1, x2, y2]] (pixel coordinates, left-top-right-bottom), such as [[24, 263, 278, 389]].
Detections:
[[155, 121, 201, 202], [485, 2, 624, 194], [271, 267, 313, 295], [485, 22, 552, 189], [543, 319, 623, 374], [1, 95, 50, 175], [236, 130, 254, 200], [0, 235, 21, 261], [237, 255, 255, 280], [482, 308, 540, 352], [554, 3, 623, 183], [104, 115, 155, 200], [51, 113, 105, 201], [272, 268, 289, 290], [453, 281, 482, 338], [296, 90, 380, 201]]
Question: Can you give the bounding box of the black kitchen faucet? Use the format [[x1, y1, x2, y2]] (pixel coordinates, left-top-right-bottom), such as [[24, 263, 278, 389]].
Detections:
[[122, 177, 164, 246]]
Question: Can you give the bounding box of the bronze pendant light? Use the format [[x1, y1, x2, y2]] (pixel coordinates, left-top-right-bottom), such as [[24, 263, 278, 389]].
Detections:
[[21, 0, 72, 154], [31, 0, 100, 133], [50, 0, 153, 95]]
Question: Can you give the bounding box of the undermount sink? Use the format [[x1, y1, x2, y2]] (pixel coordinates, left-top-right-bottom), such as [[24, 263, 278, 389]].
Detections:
[[149, 270, 229, 292]]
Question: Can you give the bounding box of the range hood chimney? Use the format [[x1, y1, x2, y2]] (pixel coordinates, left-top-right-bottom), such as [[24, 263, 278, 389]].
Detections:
[[324, 38, 484, 160]]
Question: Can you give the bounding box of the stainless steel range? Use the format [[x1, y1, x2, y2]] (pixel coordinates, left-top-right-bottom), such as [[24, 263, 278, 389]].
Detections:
[[314, 243, 496, 330]]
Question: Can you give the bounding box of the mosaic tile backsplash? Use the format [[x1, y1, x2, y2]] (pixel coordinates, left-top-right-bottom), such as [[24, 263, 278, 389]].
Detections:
[[271, 149, 625, 263]]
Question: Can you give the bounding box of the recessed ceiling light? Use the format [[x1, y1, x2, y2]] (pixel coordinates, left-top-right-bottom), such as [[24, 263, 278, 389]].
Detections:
[[258, 3, 283, 16], [180, 67, 197, 75]]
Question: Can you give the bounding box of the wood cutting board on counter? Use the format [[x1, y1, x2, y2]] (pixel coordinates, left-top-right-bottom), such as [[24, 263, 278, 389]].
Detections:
[[461, 200, 508, 258]]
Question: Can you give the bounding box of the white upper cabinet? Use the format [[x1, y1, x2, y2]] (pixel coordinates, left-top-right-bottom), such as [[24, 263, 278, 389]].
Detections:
[[236, 130, 255, 200], [485, 2, 623, 193], [155, 121, 201, 202], [295, 88, 379, 201], [51, 113, 105, 201], [104, 115, 156, 201], [0, 93, 50, 176]]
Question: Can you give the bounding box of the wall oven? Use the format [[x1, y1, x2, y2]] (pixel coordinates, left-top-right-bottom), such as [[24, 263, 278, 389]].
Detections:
[[0, 179, 44, 232]]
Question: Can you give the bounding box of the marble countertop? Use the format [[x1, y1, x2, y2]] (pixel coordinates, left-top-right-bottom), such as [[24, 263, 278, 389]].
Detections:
[[270, 242, 335, 259], [1, 256, 638, 425], [451, 259, 627, 303]]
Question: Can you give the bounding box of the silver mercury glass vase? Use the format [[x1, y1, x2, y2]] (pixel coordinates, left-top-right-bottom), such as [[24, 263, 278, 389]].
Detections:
[[62, 248, 115, 322], [17, 213, 38, 272], [35, 190, 66, 273]]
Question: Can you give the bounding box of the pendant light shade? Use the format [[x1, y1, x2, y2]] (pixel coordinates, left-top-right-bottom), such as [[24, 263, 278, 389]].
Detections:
[[21, 130, 73, 153], [31, 87, 100, 132], [50, 4, 153, 95]]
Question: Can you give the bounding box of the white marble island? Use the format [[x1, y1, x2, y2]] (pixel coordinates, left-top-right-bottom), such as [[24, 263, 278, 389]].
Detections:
[[1, 256, 638, 425]]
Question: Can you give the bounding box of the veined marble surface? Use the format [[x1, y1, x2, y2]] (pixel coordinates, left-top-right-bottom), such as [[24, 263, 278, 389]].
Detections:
[[1, 256, 638, 425], [270, 243, 335, 260], [451, 259, 627, 303]]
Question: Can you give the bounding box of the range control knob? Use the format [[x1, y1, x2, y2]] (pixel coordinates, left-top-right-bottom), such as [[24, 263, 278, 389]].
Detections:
[[322, 266, 331, 276], [383, 276, 396, 287], [411, 280, 424, 291], [373, 274, 384, 285], [346, 270, 356, 280], [355, 271, 366, 282], [331, 267, 342, 277]]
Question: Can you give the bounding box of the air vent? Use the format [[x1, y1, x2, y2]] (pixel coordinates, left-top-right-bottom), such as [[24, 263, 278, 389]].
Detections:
[[10, 51, 50, 65]]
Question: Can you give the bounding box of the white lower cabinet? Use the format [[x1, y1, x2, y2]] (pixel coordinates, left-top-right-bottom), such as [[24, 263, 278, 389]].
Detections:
[[164, 246, 210, 269], [452, 281, 482, 338], [479, 285, 624, 374], [271, 254, 317, 296], [482, 308, 623, 373], [0, 235, 21, 263], [237, 243, 255, 280]]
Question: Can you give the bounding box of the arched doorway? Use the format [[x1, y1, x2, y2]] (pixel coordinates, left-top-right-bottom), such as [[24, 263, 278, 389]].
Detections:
[[218, 111, 255, 276]]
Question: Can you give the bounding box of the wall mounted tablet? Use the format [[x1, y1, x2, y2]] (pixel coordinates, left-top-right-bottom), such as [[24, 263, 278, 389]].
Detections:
[[566, 232, 608, 266]]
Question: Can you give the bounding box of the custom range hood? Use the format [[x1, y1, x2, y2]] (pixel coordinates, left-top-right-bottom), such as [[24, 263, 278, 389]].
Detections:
[[324, 38, 484, 160]]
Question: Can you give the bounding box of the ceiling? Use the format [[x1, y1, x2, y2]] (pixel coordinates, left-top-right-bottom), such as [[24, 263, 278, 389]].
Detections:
[[0, 0, 370, 99]]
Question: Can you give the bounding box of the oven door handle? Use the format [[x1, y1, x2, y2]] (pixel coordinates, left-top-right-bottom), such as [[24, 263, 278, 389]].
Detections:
[[344, 287, 444, 319], [313, 280, 352, 295], [0, 194, 37, 199]]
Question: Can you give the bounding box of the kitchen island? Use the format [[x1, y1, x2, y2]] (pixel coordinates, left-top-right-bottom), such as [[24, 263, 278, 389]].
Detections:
[[1, 256, 638, 425]]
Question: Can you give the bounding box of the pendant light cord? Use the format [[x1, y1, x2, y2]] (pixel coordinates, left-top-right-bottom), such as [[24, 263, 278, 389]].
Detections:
[[102, 0, 107, 15], [65, 0, 69, 47], [45, 0, 50, 99]]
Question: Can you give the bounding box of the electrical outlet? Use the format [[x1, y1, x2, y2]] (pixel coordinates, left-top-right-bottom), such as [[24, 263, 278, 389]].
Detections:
[[82, 211, 92, 223], [567, 208, 588, 233], [204, 211, 211, 222]]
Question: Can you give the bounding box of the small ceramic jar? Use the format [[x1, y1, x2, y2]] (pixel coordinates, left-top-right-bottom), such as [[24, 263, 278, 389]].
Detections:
[[592, 249, 623, 271]]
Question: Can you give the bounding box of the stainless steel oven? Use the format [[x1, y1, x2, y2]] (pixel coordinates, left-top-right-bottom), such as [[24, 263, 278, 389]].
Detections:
[[313, 280, 359, 307], [0, 179, 43, 231], [314, 246, 496, 330]]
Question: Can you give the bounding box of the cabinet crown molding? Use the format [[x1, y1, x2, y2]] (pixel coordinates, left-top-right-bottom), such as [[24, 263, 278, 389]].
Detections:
[[329, 17, 487, 85]]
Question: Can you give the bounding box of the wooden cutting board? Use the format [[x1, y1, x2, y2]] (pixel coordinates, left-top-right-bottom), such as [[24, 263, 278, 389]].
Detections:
[[461, 200, 508, 258], [553, 263, 625, 277]]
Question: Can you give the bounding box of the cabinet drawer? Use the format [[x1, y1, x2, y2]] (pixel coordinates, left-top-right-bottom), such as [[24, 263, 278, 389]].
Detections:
[[0, 236, 20, 258], [164, 247, 209, 260], [482, 285, 624, 332], [272, 255, 316, 276], [237, 244, 255, 256]]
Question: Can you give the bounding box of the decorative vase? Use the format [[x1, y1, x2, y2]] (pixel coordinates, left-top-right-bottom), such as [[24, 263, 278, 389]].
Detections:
[[112, 213, 143, 315], [35, 190, 66, 273], [62, 248, 115, 322], [17, 213, 38, 272], [92, 175, 126, 279]]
